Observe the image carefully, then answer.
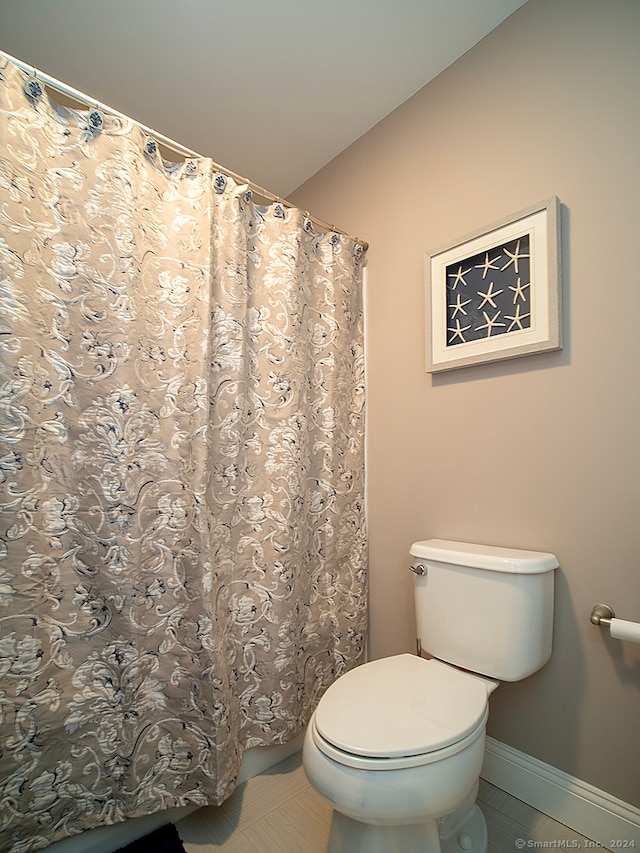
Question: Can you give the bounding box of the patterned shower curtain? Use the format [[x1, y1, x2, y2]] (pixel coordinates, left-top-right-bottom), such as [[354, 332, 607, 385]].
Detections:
[[0, 57, 367, 852]]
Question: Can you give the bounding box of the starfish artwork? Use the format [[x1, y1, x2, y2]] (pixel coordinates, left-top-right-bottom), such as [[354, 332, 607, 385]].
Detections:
[[445, 234, 531, 347]]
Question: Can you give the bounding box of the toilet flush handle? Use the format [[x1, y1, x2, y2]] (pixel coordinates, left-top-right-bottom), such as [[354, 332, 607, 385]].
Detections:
[[409, 563, 427, 576]]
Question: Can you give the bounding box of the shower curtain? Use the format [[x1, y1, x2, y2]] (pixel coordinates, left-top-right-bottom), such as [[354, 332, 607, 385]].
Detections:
[[0, 57, 367, 852]]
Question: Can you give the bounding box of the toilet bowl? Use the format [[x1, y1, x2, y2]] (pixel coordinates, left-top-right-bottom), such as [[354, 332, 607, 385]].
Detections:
[[303, 654, 495, 853], [302, 539, 559, 853]]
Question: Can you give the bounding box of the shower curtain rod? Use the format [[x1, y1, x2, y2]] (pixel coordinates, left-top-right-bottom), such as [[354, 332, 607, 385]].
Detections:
[[1, 50, 368, 250]]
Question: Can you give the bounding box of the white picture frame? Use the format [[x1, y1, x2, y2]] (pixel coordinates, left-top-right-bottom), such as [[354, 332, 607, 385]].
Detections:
[[425, 196, 562, 373]]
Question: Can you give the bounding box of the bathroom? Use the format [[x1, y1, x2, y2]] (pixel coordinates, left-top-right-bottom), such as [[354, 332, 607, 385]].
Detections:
[[290, 0, 640, 826], [1, 0, 639, 851]]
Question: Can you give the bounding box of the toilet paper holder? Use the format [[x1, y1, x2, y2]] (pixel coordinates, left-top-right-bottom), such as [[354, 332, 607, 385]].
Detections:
[[590, 603, 640, 645], [590, 603, 615, 626]]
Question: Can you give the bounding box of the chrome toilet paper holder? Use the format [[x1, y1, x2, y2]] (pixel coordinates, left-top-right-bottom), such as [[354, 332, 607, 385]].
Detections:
[[589, 603, 640, 644]]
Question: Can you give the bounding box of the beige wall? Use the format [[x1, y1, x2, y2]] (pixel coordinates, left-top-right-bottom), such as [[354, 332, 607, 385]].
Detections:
[[292, 0, 640, 808]]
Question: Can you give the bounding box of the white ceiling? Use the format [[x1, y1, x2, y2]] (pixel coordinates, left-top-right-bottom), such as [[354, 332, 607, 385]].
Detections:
[[1, 0, 527, 198]]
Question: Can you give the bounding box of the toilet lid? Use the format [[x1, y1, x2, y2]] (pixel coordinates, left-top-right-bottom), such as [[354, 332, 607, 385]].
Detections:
[[314, 655, 489, 759]]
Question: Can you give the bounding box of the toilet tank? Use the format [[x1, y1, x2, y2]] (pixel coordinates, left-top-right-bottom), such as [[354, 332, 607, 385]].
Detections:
[[411, 539, 558, 682]]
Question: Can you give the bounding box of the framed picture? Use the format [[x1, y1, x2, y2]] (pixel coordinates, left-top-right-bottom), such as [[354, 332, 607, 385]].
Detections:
[[425, 196, 561, 373]]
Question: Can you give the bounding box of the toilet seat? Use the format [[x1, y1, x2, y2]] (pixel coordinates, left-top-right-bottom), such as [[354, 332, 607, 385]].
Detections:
[[313, 654, 490, 770]]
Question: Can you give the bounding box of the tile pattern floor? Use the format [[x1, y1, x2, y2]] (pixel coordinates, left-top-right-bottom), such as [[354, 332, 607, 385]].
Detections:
[[176, 752, 594, 852]]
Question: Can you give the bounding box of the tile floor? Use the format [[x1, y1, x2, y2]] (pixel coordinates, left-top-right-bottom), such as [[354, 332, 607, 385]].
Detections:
[[176, 751, 594, 852]]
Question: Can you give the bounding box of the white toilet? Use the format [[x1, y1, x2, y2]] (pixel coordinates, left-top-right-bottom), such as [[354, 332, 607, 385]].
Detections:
[[303, 539, 559, 853]]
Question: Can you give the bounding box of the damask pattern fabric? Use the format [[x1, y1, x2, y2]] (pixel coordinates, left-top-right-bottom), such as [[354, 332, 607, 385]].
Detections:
[[0, 58, 367, 852]]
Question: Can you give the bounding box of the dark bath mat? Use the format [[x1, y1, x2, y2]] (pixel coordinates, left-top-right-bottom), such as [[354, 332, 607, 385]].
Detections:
[[115, 823, 186, 853]]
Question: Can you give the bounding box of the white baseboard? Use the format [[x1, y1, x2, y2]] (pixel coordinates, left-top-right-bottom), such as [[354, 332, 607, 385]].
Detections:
[[481, 737, 640, 851]]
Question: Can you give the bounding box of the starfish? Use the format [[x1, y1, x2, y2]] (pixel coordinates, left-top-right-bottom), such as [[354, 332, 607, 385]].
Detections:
[[450, 293, 472, 318], [448, 265, 472, 290], [505, 303, 531, 331], [477, 281, 504, 309], [501, 239, 530, 273], [448, 318, 471, 344], [509, 277, 530, 303], [476, 310, 506, 338], [475, 251, 502, 279]]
